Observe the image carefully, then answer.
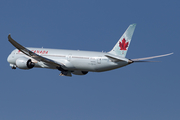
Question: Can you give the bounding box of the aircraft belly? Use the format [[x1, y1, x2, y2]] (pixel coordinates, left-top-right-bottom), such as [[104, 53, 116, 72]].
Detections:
[[95, 61, 129, 72], [71, 59, 96, 71]]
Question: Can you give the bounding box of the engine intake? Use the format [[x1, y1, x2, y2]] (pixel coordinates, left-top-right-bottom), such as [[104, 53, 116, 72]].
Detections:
[[16, 58, 35, 69]]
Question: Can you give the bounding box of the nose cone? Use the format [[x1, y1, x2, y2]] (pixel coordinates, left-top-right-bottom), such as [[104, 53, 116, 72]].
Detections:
[[7, 54, 11, 63], [7, 54, 14, 63]]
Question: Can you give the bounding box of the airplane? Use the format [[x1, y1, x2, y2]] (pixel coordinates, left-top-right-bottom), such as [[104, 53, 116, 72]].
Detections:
[[7, 24, 173, 76]]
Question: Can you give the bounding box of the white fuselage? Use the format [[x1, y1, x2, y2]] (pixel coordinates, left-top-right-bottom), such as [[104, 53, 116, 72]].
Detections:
[[7, 48, 130, 72]]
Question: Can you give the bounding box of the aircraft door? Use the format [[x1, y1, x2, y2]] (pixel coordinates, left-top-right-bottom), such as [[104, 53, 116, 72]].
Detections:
[[67, 54, 72, 61], [97, 57, 101, 64]]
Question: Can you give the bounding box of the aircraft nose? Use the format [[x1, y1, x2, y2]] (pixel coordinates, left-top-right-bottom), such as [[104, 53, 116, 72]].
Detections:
[[7, 54, 11, 63], [7, 54, 14, 63]]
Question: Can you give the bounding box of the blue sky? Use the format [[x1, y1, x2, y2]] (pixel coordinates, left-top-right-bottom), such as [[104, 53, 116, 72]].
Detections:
[[0, 0, 180, 120]]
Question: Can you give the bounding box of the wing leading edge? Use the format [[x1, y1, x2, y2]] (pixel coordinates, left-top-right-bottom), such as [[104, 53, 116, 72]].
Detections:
[[8, 34, 65, 68]]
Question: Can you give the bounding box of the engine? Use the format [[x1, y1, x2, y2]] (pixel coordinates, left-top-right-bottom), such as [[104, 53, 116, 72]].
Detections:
[[16, 58, 35, 69], [72, 70, 88, 75]]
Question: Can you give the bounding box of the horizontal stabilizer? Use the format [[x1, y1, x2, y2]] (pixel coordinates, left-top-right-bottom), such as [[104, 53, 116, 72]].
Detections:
[[105, 54, 129, 62]]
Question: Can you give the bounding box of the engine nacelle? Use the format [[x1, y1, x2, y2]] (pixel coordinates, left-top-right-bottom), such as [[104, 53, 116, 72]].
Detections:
[[72, 70, 88, 75], [16, 58, 35, 69]]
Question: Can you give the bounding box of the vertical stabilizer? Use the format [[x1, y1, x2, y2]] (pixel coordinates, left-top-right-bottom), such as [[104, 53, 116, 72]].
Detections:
[[109, 24, 136, 57]]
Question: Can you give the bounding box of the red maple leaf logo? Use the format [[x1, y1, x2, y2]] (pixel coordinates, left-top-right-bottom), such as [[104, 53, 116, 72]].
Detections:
[[119, 38, 129, 50]]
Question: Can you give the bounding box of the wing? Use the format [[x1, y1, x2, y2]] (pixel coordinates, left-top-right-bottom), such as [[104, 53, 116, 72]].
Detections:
[[8, 34, 65, 68], [131, 53, 173, 62]]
